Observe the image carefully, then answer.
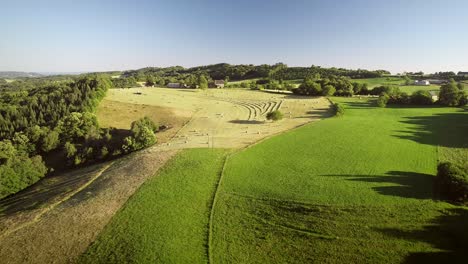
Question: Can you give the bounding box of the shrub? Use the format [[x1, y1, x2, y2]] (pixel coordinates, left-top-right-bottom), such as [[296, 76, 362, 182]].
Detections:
[[439, 80, 462, 106], [322, 85, 336, 96], [435, 162, 468, 204], [332, 103, 344, 117], [283, 82, 295, 90], [295, 79, 322, 95], [388, 92, 411, 105], [122, 117, 158, 152], [266, 110, 283, 121], [241, 82, 250, 88], [64, 142, 77, 159], [371, 85, 395, 96], [410, 90, 433, 105], [41, 129, 60, 152], [266, 80, 281, 90], [376, 94, 389, 107], [100, 146, 109, 159], [458, 91, 468, 106], [131, 116, 158, 133]]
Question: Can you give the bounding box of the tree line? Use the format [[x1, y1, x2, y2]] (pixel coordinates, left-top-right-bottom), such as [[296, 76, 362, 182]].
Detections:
[[109, 63, 388, 89], [375, 80, 467, 107], [292, 76, 369, 97], [0, 75, 159, 199]]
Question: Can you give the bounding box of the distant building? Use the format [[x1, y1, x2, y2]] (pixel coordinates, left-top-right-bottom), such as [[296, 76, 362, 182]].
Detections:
[[214, 80, 225, 88], [414, 80, 430, 86], [426, 79, 446, 85], [167, 83, 182, 88], [458, 72, 468, 77]]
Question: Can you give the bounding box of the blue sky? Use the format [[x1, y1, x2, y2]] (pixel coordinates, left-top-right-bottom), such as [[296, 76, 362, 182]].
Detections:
[[1, 0, 467, 73]]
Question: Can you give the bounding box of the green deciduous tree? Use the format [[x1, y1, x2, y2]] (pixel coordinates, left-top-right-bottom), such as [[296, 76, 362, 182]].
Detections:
[[198, 75, 208, 89], [439, 80, 466, 106], [322, 85, 336, 96]]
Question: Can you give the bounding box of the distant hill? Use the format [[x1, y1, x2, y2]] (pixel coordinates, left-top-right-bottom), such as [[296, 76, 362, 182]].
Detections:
[[0, 71, 43, 78]]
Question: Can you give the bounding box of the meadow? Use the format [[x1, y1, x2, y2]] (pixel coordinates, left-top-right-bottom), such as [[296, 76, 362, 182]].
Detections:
[[212, 97, 468, 263], [82, 96, 468, 263], [353, 76, 404, 88], [354, 77, 441, 94], [80, 149, 229, 263]]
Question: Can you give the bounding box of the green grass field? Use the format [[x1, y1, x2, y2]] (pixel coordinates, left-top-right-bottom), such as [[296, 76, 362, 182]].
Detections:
[[80, 149, 229, 263], [81, 98, 468, 263], [397, 85, 440, 94], [354, 77, 441, 94], [212, 97, 468, 263], [353, 77, 404, 88]]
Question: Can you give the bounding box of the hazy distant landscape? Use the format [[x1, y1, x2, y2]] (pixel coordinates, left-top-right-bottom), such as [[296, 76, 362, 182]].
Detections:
[[1, 0, 468, 263]]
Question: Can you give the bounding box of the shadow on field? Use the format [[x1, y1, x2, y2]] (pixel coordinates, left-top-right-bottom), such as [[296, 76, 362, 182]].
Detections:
[[283, 94, 320, 100], [377, 207, 468, 263], [324, 171, 433, 199], [229, 120, 264, 124], [306, 107, 335, 117], [394, 112, 468, 148], [341, 100, 376, 109]]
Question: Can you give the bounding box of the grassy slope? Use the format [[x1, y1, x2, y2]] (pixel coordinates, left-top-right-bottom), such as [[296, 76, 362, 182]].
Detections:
[[354, 77, 441, 94], [212, 97, 468, 263], [397, 85, 440, 94], [80, 149, 228, 263], [353, 77, 404, 88]]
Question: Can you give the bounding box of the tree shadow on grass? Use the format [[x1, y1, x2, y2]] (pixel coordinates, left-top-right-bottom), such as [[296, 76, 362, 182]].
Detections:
[[283, 94, 320, 100], [394, 111, 468, 148], [377, 208, 468, 263], [341, 100, 376, 109], [323, 171, 434, 199], [229, 120, 264, 124], [305, 108, 335, 117]]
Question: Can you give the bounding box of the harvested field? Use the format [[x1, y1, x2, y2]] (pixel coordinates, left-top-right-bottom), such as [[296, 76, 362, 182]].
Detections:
[[104, 88, 331, 149], [96, 99, 190, 143]]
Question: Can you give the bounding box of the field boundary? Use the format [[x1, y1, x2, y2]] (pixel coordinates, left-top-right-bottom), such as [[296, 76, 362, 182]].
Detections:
[[207, 152, 231, 264], [0, 162, 114, 240]]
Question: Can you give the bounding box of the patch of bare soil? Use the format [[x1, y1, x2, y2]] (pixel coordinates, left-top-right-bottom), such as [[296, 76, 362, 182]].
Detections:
[[0, 148, 177, 264]]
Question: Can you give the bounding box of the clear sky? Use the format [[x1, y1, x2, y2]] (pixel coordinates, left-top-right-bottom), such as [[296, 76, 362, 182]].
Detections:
[[1, 0, 467, 73]]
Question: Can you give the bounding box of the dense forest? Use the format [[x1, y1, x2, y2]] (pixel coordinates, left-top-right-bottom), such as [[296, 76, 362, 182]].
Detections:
[[0, 75, 158, 199]]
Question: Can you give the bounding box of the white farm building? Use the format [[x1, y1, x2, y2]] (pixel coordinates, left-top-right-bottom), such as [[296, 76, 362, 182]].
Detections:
[[414, 80, 430, 86]]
